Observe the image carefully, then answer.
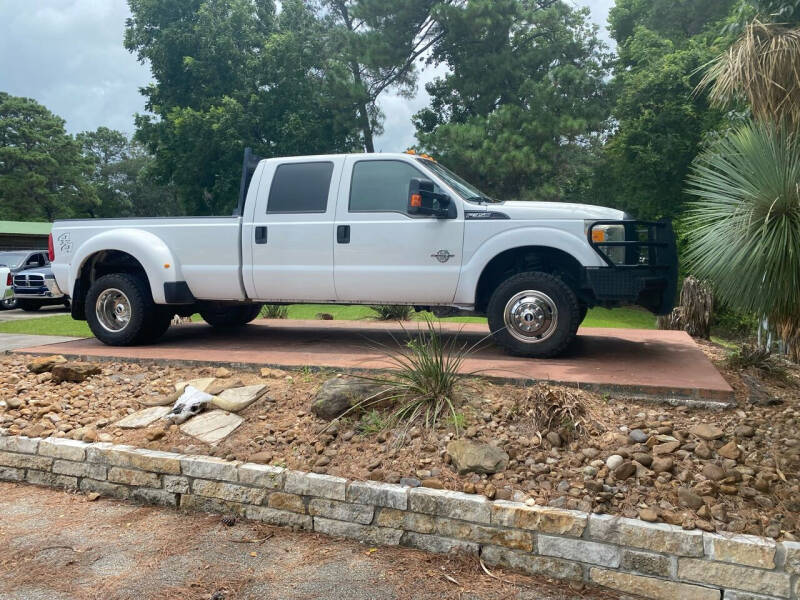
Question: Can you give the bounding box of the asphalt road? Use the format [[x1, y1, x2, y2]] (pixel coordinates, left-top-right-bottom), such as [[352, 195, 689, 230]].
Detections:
[[0, 483, 627, 600]]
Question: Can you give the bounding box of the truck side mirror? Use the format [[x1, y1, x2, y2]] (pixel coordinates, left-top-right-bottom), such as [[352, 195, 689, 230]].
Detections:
[[408, 178, 454, 218]]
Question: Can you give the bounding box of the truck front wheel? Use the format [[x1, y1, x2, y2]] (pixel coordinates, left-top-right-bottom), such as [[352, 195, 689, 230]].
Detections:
[[200, 303, 262, 328], [487, 271, 580, 358], [86, 273, 170, 346]]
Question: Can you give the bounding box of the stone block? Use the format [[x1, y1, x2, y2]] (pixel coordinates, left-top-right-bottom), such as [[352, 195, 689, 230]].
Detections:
[[481, 545, 583, 581], [724, 591, 786, 600], [37, 438, 87, 461], [588, 514, 703, 557], [130, 487, 177, 507], [309, 498, 374, 525], [238, 463, 284, 489], [180, 494, 248, 517], [52, 459, 106, 480], [491, 500, 587, 536], [314, 517, 403, 546], [0, 451, 52, 471], [180, 455, 239, 482], [375, 508, 436, 534], [590, 568, 719, 600], [245, 505, 312, 530], [620, 549, 673, 578], [0, 466, 24, 482], [400, 531, 479, 555], [704, 533, 777, 569], [537, 535, 620, 568], [164, 475, 190, 494], [782, 541, 800, 575], [284, 471, 347, 501], [108, 466, 161, 488], [0, 435, 39, 454], [346, 480, 407, 510], [79, 478, 131, 500], [87, 444, 181, 475], [27, 470, 78, 490], [408, 487, 490, 524], [678, 558, 791, 598], [267, 492, 306, 514], [433, 518, 533, 552], [191, 479, 266, 505]]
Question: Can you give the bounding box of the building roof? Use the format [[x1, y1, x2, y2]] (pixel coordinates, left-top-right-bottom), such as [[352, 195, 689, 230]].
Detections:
[[0, 221, 51, 236]]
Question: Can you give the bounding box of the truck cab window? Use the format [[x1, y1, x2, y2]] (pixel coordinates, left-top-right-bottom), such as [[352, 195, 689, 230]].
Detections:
[[349, 160, 439, 213], [267, 161, 334, 213]]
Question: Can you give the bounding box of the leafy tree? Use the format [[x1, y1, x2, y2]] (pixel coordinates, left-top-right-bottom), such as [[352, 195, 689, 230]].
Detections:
[[590, 0, 735, 220], [125, 0, 363, 215], [0, 92, 96, 221], [78, 127, 182, 217], [414, 0, 610, 202]]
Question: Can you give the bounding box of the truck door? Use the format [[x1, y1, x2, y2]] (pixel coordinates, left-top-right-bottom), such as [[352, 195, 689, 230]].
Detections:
[[244, 157, 342, 302], [333, 157, 465, 304]]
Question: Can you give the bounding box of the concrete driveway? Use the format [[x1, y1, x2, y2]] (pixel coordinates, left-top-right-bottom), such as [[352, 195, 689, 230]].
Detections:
[[0, 305, 69, 322], [0, 483, 626, 600]]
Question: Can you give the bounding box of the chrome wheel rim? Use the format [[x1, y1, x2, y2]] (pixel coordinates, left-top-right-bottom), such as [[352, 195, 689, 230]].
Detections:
[[503, 290, 558, 343], [95, 288, 132, 333]]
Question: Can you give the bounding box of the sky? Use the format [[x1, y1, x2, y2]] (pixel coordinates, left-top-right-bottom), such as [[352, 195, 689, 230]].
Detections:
[[0, 0, 615, 152]]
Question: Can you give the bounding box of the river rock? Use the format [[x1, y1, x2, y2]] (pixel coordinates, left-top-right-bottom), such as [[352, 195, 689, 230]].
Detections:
[[27, 355, 67, 374], [606, 454, 624, 470], [690, 424, 724, 441], [678, 487, 704, 510], [717, 440, 741, 461], [51, 362, 101, 384], [447, 439, 509, 475], [311, 377, 389, 420]]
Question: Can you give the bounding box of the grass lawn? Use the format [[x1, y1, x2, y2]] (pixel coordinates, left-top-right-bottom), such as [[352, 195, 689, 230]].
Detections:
[[0, 304, 656, 338]]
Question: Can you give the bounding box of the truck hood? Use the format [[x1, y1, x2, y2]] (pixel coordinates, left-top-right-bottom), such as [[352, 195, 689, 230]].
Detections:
[[493, 201, 626, 221]]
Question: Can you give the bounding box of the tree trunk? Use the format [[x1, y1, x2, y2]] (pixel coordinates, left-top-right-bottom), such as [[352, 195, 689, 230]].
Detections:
[[358, 102, 375, 153]]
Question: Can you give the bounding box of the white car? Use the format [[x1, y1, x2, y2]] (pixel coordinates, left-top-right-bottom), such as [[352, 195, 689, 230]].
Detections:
[[49, 151, 677, 357]]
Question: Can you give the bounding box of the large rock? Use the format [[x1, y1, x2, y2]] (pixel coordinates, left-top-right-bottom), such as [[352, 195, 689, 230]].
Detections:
[[311, 377, 389, 420], [51, 362, 101, 383], [211, 384, 269, 412], [447, 439, 509, 475], [27, 355, 67, 374]]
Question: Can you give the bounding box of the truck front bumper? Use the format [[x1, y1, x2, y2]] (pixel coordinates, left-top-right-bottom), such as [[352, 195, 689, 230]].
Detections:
[[14, 278, 65, 300], [583, 220, 678, 316]]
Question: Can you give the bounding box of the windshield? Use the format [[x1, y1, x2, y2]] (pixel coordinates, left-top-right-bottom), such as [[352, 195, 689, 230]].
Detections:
[[0, 252, 27, 269], [416, 158, 498, 203]]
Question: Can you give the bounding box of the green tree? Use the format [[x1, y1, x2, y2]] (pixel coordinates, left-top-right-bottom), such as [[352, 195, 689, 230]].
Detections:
[[591, 0, 736, 220], [0, 92, 96, 221], [125, 0, 362, 215], [78, 127, 182, 217], [414, 0, 610, 202]]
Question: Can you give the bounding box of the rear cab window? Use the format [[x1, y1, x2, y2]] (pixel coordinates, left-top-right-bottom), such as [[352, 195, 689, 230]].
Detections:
[[267, 162, 334, 214]]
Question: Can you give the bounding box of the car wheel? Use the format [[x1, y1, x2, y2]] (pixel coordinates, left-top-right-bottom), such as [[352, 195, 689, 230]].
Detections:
[[85, 273, 165, 346], [200, 303, 263, 328], [0, 297, 17, 310], [487, 271, 580, 358], [17, 300, 42, 312]]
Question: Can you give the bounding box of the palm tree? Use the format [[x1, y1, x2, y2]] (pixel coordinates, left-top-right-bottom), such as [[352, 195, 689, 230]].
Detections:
[[684, 121, 800, 360]]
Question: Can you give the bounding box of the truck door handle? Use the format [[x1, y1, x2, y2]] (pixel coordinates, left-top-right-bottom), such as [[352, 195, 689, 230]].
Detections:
[[337, 225, 350, 244], [255, 226, 268, 244]]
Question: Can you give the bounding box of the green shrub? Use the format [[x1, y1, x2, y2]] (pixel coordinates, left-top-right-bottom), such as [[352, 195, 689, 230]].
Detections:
[[369, 304, 414, 321], [260, 304, 288, 319]]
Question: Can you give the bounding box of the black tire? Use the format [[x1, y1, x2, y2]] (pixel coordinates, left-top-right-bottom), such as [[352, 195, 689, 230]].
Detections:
[[18, 300, 42, 312], [0, 297, 17, 310], [85, 273, 167, 346], [577, 303, 588, 329], [487, 271, 580, 358], [200, 303, 262, 328]]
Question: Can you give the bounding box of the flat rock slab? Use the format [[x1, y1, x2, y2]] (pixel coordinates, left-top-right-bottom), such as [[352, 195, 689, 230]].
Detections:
[[175, 377, 215, 393], [180, 409, 243, 445], [115, 406, 171, 428], [211, 384, 268, 412]]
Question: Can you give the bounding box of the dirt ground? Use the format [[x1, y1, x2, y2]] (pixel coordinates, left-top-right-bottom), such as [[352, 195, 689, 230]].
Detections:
[[1, 340, 798, 541], [0, 482, 628, 600]]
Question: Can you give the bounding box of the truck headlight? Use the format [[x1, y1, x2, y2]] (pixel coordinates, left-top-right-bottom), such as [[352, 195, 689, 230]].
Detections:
[[585, 221, 626, 265]]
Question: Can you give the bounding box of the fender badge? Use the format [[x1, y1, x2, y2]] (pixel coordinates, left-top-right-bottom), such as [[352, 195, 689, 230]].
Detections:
[[431, 250, 455, 263]]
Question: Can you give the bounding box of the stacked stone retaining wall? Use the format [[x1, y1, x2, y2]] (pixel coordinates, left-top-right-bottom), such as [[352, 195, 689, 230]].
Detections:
[[1, 435, 797, 600]]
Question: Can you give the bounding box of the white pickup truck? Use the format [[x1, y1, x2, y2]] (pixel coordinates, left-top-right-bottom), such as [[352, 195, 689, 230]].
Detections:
[[50, 150, 676, 357]]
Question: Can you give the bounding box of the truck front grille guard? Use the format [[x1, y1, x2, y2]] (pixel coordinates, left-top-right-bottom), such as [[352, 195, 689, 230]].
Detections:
[[586, 220, 676, 270]]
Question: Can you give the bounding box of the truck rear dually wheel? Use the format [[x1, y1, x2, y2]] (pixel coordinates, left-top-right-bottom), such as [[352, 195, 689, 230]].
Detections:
[[200, 303, 262, 328], [487, 271, 580, 358], [86, 273, 170, 346]]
